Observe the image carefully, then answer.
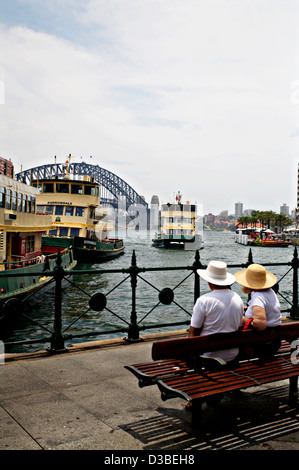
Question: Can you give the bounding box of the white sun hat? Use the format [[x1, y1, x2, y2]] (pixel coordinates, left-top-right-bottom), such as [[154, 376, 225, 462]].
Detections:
[[197, 260, 236, 286]]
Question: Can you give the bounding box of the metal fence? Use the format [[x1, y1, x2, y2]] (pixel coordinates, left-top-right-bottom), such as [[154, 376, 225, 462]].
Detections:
[[1, 247, 299, 353]]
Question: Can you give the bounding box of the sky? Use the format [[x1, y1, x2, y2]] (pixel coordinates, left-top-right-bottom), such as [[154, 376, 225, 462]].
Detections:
[[0, 0, 299, 215]]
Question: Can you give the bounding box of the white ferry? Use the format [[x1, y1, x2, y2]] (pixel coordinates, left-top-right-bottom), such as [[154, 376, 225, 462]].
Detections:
[[152, 191, 202, 250]]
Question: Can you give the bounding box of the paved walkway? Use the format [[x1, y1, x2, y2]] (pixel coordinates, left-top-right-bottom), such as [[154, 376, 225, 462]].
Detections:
[[1, 330, 299, 451]]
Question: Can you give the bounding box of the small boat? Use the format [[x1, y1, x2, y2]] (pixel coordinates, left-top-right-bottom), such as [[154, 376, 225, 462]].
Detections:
[[33, 155, 125, 263], [235, 228, 290, 247], [248, 237, 290, 248], [0, 160, 77, 304], [42, 236, 125, 263], [0, 248, 76, 301], [152, 191, 203, 250]]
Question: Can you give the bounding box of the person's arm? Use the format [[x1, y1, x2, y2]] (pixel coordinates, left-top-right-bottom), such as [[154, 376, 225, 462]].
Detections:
[[188, 325, 202, 337], [251, 305, 267, 330]]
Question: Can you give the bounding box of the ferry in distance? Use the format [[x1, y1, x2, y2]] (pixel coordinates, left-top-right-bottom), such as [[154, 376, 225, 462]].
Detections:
[[152, 191, 203, 250]]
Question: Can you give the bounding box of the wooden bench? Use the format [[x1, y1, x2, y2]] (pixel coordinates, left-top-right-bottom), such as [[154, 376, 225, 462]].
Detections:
[[125, 322, 299, 424]]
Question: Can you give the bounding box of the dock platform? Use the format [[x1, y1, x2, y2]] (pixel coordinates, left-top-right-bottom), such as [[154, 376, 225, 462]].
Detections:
[[1, 330, 299, 451]]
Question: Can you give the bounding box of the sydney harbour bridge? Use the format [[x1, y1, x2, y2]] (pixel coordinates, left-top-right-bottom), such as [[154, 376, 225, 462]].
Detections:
[[15, 160, 148, 210]]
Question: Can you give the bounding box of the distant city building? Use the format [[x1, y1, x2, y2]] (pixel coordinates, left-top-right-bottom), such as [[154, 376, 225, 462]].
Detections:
[[0, 157, 14, 178], [235, 201, 243, 219], [150, 195, 159, 207], [150, 195, 160, 230], [243, 209, 253, 217], [204, 213, 216, 224], [280, 203, 289, 216], [219, 210, 229, 220]]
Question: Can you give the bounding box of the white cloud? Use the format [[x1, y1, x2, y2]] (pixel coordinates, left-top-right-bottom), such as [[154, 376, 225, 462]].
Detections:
[[0, 0, 298, 214]]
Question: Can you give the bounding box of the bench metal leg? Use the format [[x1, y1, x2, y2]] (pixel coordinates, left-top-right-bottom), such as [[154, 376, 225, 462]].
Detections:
[[289, 376, 298, 407], [189, 400, 203, 427]]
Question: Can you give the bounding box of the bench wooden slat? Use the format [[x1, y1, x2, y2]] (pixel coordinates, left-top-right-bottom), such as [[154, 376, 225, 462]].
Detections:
[[126, 340, 292, 388], [157, 356, 299, 403], [124, 359, 191, 387], [157, 370, 256, 402]]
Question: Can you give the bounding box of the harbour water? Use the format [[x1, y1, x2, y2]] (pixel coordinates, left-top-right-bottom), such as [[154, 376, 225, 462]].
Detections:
[[3, 230, 298, 353]]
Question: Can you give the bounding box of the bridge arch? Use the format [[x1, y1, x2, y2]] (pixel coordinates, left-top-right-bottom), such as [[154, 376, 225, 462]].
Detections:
[[15, 161, 148, 209]]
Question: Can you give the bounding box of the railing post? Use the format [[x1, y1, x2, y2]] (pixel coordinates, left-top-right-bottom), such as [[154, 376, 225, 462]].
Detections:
[[193, 250, 204, 304], [48, 250, 66, 352], [247, 248, 253, 266], [290, 247, 299, 319], [126, 250, 141, 342]]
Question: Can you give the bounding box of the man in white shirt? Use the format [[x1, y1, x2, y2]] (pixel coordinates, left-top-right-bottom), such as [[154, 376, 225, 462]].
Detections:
[[188, 260, 244, 363]]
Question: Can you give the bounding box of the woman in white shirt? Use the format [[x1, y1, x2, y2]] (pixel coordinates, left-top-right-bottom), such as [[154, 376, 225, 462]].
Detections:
[[234, 263, 281, 357]]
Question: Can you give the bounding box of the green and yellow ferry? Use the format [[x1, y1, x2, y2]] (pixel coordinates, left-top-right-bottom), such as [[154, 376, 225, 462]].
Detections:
[[33, 157, 125, 263], [152, 191, 202, 250], [0, 166, 76, 302]]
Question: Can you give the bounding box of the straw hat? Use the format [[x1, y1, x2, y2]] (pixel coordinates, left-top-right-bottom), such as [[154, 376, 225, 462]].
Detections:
[[234, 263, 277, 290], [197, 260, 236, 286]]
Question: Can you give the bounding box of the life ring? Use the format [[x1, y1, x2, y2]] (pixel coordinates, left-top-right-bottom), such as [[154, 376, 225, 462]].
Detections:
[[36, 256, 42, 263]]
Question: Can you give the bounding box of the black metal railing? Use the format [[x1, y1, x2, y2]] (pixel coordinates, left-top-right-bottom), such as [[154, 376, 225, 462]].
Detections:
[[1, 247, 299, 353]]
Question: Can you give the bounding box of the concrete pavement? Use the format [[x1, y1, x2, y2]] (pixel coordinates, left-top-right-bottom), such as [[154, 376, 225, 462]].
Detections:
[[1, 330, 299, 451]]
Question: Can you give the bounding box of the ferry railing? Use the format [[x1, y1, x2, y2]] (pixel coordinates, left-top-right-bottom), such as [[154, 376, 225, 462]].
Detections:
[[1, 247, 299, 353]]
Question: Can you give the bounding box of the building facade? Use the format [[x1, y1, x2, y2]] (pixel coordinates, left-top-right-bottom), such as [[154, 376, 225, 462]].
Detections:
[[235, 201, 243, 219]]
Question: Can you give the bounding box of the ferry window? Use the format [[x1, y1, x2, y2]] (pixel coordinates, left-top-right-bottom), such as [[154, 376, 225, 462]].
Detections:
[[26, 236, 35, 253], [27, 196, 32, 213], [75, 207, 85, 217], [18, 193, 22, 211], [43, 183, 54, 193], [32, 197, 36, 213], [37, 184, 42, 193], [56, 183, 69, 193], [90, 207, 95, 218], [22, 194, 27, 212], [36, 205, 45, 213], [59, 227, 69, 237], [55, 206, 64, 215], [0, 187, 5, 208], [49, 229, 58, 236], [45, 206, 54, 214], [70, 228, 80, 237], [65, 206, 74, 216], [85, 185, 96, 195], [71, 184, 83, 194], [5, 189, 11, 209], [12, 191, 17, 211]]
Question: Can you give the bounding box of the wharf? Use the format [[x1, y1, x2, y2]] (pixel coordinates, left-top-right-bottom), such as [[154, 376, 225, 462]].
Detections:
[[1, 330, 299, 452]]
